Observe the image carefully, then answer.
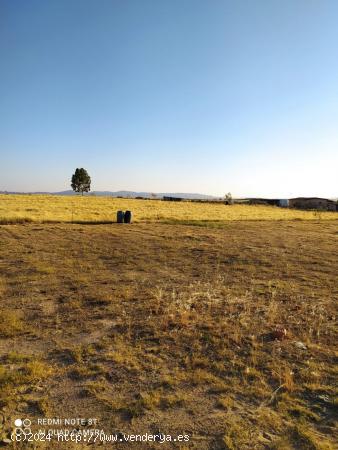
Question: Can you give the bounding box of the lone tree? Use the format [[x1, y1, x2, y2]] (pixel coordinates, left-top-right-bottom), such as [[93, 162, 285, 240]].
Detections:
[[71, 168, 91, 195], [224, 192, 233, 205]]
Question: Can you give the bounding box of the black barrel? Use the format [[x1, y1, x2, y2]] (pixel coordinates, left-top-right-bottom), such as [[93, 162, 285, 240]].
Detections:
[[124, 210, 132, 224], [117, 210, 124, 223]]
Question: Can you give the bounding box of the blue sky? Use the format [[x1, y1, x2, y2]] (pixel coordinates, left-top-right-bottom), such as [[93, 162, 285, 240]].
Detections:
[[1, 0, 337, 197]]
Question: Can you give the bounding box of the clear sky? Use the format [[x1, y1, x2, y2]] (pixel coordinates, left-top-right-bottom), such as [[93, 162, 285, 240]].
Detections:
[[1, 0, 337, 198]]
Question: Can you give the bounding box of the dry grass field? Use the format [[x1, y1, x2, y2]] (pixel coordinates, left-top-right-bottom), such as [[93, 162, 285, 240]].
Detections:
[[0, 194, 337, 224], [0, 198, 337, 449]]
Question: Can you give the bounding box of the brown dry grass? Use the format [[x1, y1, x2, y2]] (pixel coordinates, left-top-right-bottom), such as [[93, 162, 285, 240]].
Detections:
[[0, 194, 337, 224], [0, 220, 337, 449]]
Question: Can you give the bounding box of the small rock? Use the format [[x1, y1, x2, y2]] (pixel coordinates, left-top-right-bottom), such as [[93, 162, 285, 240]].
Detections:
[[294, 341, 307, 350]]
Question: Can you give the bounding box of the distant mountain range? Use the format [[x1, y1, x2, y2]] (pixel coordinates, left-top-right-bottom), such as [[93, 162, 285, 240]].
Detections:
[[0, 190, 219, 200], [1, 191, 336, 201]]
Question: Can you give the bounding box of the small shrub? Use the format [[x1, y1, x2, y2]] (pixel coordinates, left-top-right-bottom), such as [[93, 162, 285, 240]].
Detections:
[[0, 310, 24, 337]]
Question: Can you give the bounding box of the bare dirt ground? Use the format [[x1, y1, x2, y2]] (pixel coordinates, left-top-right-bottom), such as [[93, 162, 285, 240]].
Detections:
[[0, 221, 337, 449]]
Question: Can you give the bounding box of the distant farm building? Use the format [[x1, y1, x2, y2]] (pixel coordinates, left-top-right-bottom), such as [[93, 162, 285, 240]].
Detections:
[[278, 199, 289, 208], [248, 198, 289, 207], [163, 196, 183, 202], [289, 197, 337, 211]]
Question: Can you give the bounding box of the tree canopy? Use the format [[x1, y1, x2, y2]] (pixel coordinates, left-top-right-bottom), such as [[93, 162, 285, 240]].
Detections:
[[71, 168, 91, 195]]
